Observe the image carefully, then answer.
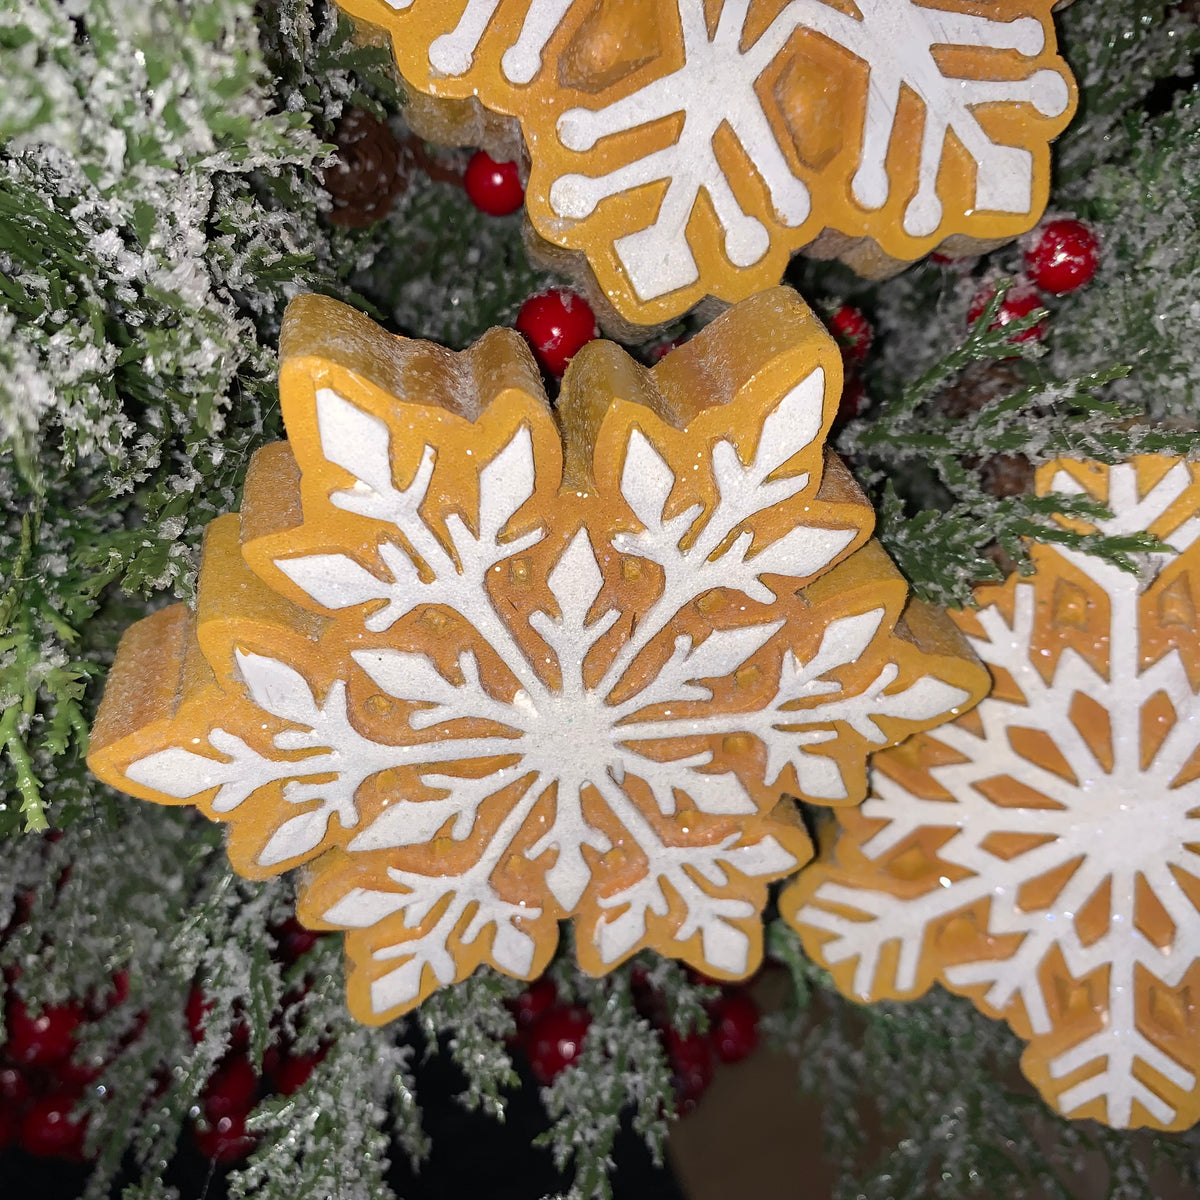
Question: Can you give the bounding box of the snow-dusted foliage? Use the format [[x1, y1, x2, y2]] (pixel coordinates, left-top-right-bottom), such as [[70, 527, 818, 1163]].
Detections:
[[790, 460, 1200, 1130], [9, 0, 1200, 1192], [0, 0, 374, 832], [1052, 92, 1200, 421], [1053, 0, 1200, 190]]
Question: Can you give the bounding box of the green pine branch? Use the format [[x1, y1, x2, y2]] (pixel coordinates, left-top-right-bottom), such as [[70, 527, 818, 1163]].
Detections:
[[838, 283, 1196, 608]]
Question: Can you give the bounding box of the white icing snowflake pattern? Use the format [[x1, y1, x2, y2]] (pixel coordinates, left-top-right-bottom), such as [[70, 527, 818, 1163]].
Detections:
[[550, 0, 1070, 299], [93, 292, 983, 1020], [128, 371, 966, 1015], [550, 0, 813, 301], [404, 0, 574, 84], [790, 461, 1200, 1130]]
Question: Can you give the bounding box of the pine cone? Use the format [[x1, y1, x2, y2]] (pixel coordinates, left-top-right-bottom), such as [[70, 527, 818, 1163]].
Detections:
[[935, 361, 1037, 499], [936, 360, 1025, 419], [980, 453, 1035, 498], [322, 109, 408, 228]]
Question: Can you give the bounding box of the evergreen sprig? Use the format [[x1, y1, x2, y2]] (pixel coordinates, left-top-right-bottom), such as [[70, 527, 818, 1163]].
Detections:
[[1053, 90, 1200, 420], [230, 1027, 421, 1200], [1055, 0, 1200, 192], [0, 0, 405, 832], [537, 964, 674, 1200], [416, 968, 523, 1119], [839, 284, 1196, 608]]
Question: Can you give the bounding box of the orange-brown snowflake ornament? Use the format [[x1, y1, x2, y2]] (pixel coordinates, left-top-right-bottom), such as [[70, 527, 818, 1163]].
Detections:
[[338, 0, 1076, 327], [786, 456, 1200, 1132], [89, 287, 986, 1022]]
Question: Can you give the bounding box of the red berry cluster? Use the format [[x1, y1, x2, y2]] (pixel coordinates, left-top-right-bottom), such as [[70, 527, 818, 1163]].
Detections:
[[508, 968, 759, 1115], [0, 916, 330, 1167], [655, 971, 760, 1115], [0, 962, 137, 1163], [184, 918, 329, 1164], [508, 977, 579, 1085], [965, 217, 1101, 347]]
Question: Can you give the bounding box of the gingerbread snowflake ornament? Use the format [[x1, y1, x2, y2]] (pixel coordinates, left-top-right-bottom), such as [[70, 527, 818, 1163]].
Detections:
[[89, 288, 985, 1022], [787, 456, 1200, 1131], [340, 0, 1076, 328]]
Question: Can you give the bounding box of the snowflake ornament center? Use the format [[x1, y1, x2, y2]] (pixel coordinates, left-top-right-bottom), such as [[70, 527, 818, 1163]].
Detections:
[[522, 689, 616, 774]]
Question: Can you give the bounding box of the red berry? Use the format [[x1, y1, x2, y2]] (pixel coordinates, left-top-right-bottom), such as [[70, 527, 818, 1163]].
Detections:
[[21, 1090, 89, 1161], [0, 1102, 16, 1151], [508, 976, 557, 1039], [186, 986, 248, 1050], [666, 1029, 714, 1114], [515, 289, 598, 378], [0, 1065, 28, 1153], [193, 1112, 256, 1164], [967, 282, 1045, 343], [5, 998, 82, 1067], [59, 1053, 104, 1088], [827, 304, 873, 363], [1024, 217, 1100, 295], [270, 1047, 326, 1097], [464, 151, 525, 216], [2, 892, 32, 941], [203, 1055, 259, 1123], [626, 965, 667, 1025], [185, 985, 211, 1044], [101, 969, 131, 1012], [527, 1005, 590, 1085], [710, 992, 759, 1064], [273, 916, 320, 964]]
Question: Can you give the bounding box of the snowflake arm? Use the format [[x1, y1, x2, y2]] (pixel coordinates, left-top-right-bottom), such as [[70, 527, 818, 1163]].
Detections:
[[280, 394, 541, 607], [621, 751, 757, 818], [126, 647, 521, 868], [592, 775, 797, 974], [621, 608, 972, 802], [423, 0, 573, 82], [602, 366, 853, 699], [519, 532, 621, 908], [552, 0, 819, 299], [352, 648, 526, 732], [276, 392, 547, 693], [324, 869, 541, 1015], [611, 622, 784, 718], [835, 1, 1071, 235], [323, 780, 547, 1013], [349, 770, 520, 850], [126, 653, 390, 862]]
